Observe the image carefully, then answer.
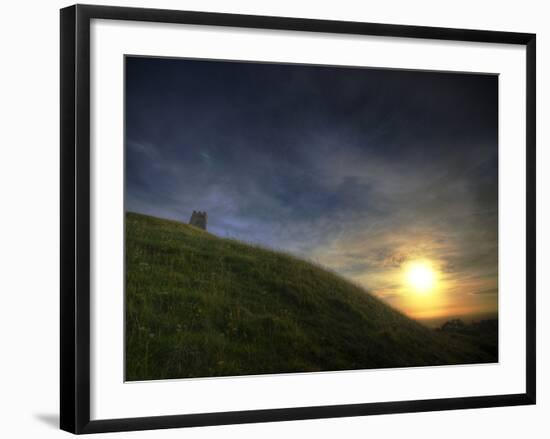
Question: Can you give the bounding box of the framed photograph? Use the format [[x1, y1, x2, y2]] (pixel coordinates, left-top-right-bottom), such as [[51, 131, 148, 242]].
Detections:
[[60, 4, 536, 434]]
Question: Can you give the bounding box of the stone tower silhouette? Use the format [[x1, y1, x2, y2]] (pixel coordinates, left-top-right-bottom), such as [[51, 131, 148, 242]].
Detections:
[[189, 211, 207, 230]]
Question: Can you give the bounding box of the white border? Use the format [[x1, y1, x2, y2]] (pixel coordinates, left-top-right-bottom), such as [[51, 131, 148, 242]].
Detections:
[[90, 19, 526, 420]]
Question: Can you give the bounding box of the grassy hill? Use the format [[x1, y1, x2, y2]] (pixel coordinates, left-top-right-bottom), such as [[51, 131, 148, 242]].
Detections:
[[125, 212, 496, 381]]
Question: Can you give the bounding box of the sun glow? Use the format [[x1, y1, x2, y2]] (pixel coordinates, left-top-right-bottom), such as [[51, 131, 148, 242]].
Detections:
[[405, 261, 437, 294]]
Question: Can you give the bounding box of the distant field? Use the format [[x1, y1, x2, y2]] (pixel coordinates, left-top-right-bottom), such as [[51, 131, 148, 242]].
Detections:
[[419, 313, 498, 328], [125, 212, 497, 381]]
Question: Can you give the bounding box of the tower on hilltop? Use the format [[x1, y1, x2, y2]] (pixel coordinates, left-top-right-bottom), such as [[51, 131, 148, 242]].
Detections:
[[189, 211, 207, 230]]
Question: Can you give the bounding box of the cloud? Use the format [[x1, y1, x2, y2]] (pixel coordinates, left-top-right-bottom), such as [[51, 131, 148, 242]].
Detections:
[[469, 288, 498, 296]]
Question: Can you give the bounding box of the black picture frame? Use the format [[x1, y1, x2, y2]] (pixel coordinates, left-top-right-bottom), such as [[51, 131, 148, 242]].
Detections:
[[60, 4, 536, 434]]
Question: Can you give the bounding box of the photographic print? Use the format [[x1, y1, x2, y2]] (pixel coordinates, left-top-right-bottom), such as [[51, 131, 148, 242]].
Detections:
[[124, 56, 498, 382]]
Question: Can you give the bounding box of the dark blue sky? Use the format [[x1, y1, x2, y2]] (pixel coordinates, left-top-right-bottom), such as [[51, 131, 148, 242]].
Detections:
[[125, 56, 498, 319]]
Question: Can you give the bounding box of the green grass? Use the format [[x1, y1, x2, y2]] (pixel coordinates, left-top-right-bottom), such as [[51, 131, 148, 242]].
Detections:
[[125, 212, 497, 381]]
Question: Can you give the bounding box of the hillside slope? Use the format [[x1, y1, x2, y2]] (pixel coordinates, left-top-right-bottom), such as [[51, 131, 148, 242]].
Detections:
[[125, 212, 496, 381]]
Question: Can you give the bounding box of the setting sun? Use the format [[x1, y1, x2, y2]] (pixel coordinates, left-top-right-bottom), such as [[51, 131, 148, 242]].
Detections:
[[405, 261, 437, 294]]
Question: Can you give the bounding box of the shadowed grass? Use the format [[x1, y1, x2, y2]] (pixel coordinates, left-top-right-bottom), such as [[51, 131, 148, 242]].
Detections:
[[125, 212, 496, 381]]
